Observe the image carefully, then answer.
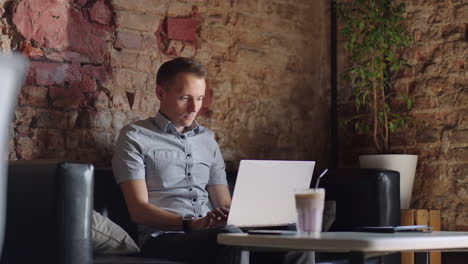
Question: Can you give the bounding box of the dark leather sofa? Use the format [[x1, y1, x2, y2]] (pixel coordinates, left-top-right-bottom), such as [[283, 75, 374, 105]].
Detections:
[[1, 160, 400, 264]]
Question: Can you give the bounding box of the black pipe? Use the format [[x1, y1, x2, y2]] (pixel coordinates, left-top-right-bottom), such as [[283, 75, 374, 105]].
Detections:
[[330, 0, 338, 168]]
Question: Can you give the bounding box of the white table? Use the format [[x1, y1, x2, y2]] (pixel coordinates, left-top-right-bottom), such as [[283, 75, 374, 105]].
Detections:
[[218, 231, 468, 264]]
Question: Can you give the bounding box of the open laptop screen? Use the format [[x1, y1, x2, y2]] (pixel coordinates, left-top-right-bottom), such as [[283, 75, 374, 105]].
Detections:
[[227, 160, 315, 227]]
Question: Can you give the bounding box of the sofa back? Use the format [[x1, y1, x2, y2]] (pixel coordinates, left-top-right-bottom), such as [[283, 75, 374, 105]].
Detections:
[[94, 167, 401, 239], [93, 168, 138, 242]]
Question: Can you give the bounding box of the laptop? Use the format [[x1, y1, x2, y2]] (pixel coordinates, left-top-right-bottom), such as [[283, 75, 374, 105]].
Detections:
[[227, 160, 315, 229]]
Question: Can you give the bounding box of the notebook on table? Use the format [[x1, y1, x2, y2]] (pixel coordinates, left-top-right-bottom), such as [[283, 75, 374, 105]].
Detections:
[[227, 160, 315, 230]]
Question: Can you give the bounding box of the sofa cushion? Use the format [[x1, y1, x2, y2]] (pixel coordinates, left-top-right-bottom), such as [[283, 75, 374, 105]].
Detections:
[[94, 255, 187, 264], [92, 210, 140, 255]]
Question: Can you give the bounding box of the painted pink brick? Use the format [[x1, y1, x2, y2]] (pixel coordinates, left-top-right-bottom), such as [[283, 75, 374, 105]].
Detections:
[[82, 65, 108, 81], [27, 61, 86, 87], [90, 0, 112, 25], [65, 62, 83, 84], [67, 7, 109, 63], [28, 61, 68, 86], [80, 74, 97, 92], [76, 0, 88, 7], [13, 0, 69, 49], [13, 0, 110, 64], [49, 86, 82, 99], [167, 18, 198, 42]]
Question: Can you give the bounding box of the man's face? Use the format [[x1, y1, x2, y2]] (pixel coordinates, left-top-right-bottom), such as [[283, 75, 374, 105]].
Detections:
[[157, 72, 206, 132]]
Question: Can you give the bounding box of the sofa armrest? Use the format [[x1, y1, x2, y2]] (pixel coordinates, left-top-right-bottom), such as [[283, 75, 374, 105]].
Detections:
[[2, 160, 94, 264]]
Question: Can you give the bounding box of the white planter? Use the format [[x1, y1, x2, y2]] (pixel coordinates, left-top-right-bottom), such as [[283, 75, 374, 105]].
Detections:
[[359, 154, 418, 209]]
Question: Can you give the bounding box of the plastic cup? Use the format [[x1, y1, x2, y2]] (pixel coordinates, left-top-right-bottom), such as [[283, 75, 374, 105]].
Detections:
[[295, 188, 325, 234]]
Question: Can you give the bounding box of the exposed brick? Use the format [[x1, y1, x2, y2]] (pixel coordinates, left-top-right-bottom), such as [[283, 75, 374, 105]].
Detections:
[[166, 2, 194, 17], [111, 89, 131, 111], [416, 127, 442, 143], [65, 130, 80, 149], [413, 112, 458, 128], [30, 111, 69, 129], [111, 111, 127, 131], [200, 26, 231, 46], [49, 89, 84, 109], [111, 49, 137, 68], [95, 91, 110, 110], [137, 90, 158, 113], [90, 110, 112, 129], [452, 130, 468, 144], [115, 30, 143, 50], [450, 147, 468, 162], [418, 163, 450, 196], [116, 10, 159, 31], [454, 3, 468, 21], [113, 68, 148, 91], [441, 24, 466, 42], [111, 0, 166, 14], [45, 129, 65, 152], [451, 164, 468, 182], [18, 86, 48, 107], [17, 128, 49, 159], [135, 55, 153, 72], [141, 33, 159, 52], [111, 49, 153, 72]]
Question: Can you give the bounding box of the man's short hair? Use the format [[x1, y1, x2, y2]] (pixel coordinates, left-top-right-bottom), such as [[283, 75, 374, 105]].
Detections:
[[156, 57, 207, 88]]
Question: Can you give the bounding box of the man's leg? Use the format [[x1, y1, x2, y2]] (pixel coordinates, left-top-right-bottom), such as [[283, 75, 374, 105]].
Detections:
[[141, 225, 243, 264]]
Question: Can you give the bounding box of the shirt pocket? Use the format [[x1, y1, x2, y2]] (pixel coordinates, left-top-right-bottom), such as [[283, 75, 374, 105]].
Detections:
[[146, 149, 185, 190], [191, 148, 212, 185]]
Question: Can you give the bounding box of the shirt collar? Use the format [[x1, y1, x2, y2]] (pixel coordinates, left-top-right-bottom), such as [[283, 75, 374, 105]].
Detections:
[[154, 112, 200, 135]]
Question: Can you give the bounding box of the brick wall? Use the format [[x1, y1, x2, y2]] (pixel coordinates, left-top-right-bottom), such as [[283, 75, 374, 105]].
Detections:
[[337, 0, 467, 230], [2, 0, 331, 172]]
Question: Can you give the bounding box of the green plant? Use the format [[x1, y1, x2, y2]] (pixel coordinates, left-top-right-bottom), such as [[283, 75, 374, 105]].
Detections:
[[336, 0, 412, 153]]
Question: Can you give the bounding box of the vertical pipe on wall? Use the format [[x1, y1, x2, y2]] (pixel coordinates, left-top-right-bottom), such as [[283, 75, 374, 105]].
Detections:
[[330, 0, 338, 168]]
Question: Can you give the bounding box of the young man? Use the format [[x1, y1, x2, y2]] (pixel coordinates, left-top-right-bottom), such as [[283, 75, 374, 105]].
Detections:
[[112, 57, 243, 264]]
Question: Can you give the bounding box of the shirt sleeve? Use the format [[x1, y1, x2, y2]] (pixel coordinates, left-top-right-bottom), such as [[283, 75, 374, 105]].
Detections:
[[207, 136, 228, 185], [112, 126, 146, 184]]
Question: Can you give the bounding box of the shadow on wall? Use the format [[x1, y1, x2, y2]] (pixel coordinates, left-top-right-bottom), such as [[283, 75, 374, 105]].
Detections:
[[7, 0, 115, 165]]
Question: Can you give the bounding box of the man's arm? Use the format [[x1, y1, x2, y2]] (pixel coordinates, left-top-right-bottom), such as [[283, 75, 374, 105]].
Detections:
[[206, 184, 231, 209], [121, 179, 225, 231], [120, 179, 183, 231]]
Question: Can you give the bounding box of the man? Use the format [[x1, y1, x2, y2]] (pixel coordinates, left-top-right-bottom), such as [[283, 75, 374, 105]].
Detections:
[[112, 57, 243, 264]]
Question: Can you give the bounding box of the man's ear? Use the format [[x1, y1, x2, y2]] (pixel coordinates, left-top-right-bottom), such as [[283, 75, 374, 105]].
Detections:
[[156, 85, 165, 100]]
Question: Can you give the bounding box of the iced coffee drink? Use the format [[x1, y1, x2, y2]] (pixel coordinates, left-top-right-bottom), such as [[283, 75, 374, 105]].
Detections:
[[295, 188, 325, 234]]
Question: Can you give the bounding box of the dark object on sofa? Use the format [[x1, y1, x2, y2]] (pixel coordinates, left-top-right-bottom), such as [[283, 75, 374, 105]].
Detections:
[[321, 168, 400, 230], [2, 161, 401, 264], [317, 168, 401, 264]]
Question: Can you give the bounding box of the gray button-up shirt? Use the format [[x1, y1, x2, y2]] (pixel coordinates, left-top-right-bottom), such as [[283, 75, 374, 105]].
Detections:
[[112, 112, 228, 244]]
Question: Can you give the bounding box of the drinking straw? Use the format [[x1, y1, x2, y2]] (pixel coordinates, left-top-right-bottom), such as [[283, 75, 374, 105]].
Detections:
[[315, 169, 328, 189]]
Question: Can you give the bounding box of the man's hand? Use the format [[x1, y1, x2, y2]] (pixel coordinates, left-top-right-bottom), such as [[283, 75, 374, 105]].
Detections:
[[189, 207, 230, 231]]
